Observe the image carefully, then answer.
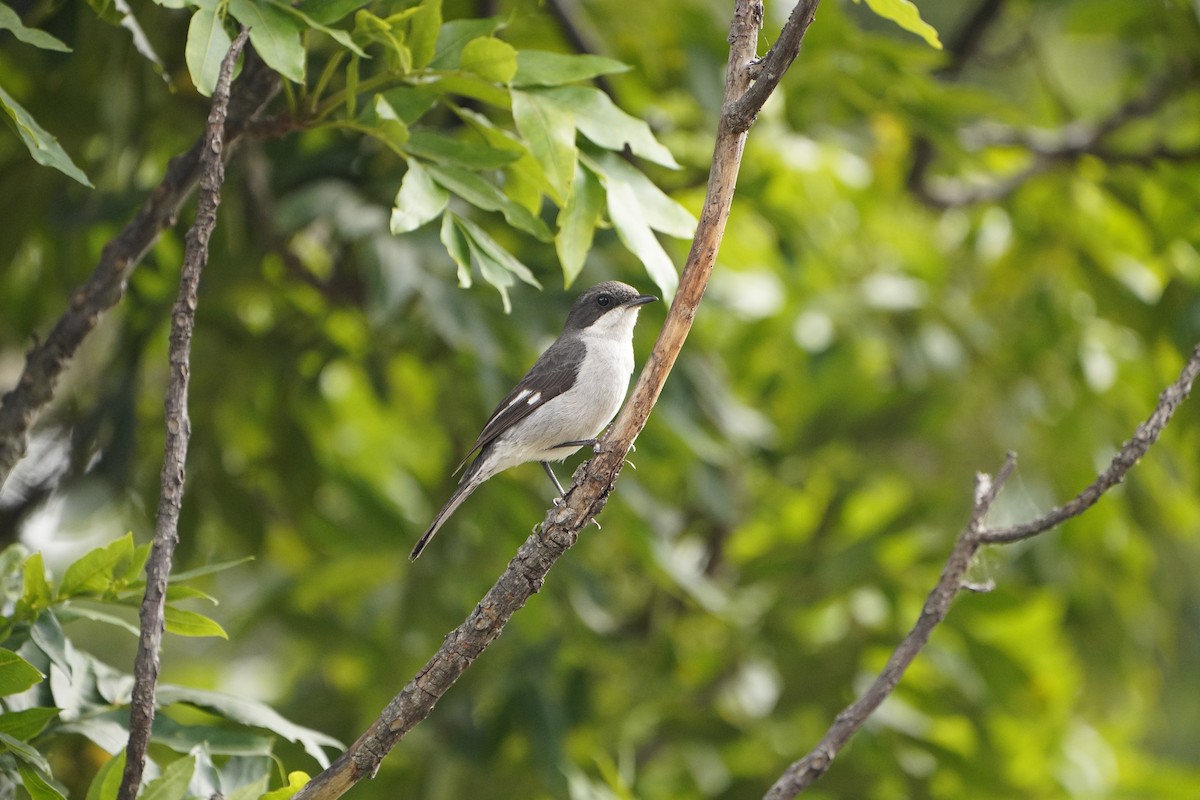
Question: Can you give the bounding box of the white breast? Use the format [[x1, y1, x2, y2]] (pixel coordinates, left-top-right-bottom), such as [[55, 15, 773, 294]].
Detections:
[[483, 307, 641, 473]]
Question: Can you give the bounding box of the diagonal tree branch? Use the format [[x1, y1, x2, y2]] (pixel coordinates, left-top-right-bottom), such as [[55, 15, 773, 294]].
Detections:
[[116, 29, 250, 800], [291, 1, 809, 797], [764, 342, 1200, 798], [0, 44, 280, 493]]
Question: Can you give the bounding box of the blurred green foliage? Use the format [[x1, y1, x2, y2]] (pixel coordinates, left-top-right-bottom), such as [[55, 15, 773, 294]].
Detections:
[[2, 0, 1200, 798]]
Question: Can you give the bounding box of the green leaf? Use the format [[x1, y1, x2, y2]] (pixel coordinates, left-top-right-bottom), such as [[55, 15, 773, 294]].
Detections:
[[514, 50, 629, 87], [605, 174, 678, 301], [351, 9, 409, 69], [459, 36, 518, 84], [407, 0, 441, 68], [266, 0, 367, 57], [512, 89, 576, 205], [378, 86, 439, 125], [371, 94, 410, 154], [163, 606, 228, 639], [429, 17, 502, 69], [261, 771, 310, 800], [556, 164, 605, 287], [0, 85, 92, 187], [58, 534, 134, 597], [0, 648, 44, 695], [425, 163, 552, 241], [862, 0, 943, 49], [0, 4, 71, 51], [152, 714, 274, 756], [456, 214, 541, 290], [427, 73, 510, 108], [84, 749, 125, 800], [164, 584, 218, 604], [0, 707, 60, 741], [404, 130, 520, 169], [169, 555, 254, 583], [591, 152, 695, 237], [226, 775, 271, 800], [55, 605, 140, 635], [538, 86, 680, 168], [391, 160, 449, 234], [228, 0, 305, 83], [157, 685, 343, 767], [0, 732, 46, 770], [296, 0, 361, 25], [21, 552, 52, 611], [16, 761, 66, 800], [440, 212, 472, 288], [141, 755, 196, 800], [118, 541, 152, 584]]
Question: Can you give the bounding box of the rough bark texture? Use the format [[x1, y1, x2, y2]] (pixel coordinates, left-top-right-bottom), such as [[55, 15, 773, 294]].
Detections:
[[116, 30, 250, 800]]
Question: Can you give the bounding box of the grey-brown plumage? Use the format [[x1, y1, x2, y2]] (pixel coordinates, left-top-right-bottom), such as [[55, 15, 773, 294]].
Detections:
[[411, 282, 657, 559]]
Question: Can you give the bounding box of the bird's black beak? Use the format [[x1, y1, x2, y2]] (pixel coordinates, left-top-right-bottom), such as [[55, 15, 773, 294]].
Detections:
[[626, 294, 658, 307]]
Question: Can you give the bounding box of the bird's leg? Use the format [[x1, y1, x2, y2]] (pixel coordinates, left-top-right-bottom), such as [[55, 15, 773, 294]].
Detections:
[[554, 437, 598, 450], [541, 461, 567, 501]]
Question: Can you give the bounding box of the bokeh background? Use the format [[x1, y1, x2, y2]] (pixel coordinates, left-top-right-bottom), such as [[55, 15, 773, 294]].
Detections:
[[3, 0, 1200, 797]]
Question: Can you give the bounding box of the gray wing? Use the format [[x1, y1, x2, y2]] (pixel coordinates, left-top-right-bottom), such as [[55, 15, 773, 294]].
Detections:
[[453, 337, 584, 474]]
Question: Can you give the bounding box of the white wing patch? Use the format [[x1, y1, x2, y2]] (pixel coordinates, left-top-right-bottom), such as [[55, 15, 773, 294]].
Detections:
[[527, 392, 542, 405], [505, 389, 533, 410]]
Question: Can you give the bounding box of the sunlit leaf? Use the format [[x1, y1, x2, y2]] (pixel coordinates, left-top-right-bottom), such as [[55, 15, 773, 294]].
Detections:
[[391, 160, 449, 234], [590, 152, 695, 237], [862, 0, 942, 49], [21, 552, 52, 611], [459, 36, 518, 83], [605, 176, 678, 300], [426, 163, 552, 241], [163, 606, 228, 639], [536, 86, 680, 168], [428, 17, 502, 69], [407, 0, 441, 68], [440, 211, 472, 288], [261, 771, 310, 800], [513, 50, 629, 87], [0, 648, 48, 695], [512, 89, 576, 204], [58, 534, 134, 597], [556, 164, 604, 287]]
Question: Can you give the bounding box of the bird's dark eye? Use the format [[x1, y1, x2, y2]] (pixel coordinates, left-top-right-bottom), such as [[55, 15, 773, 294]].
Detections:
[[597, 294, 612, 308]]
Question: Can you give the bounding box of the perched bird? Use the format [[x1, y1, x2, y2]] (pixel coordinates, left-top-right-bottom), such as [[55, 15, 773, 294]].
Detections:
[[411, 281, 657, 560]]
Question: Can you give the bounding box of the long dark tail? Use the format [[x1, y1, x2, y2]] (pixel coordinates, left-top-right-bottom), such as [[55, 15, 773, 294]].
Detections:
[[410, 474, 481, 560]]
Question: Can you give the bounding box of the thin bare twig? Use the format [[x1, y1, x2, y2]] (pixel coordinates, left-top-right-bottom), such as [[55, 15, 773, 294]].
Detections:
[[727, 0, 820, 133], [765, 343, 1200, 798], [116, 29, 250, 800], [291, 1, 790, 797], [0, 45, 280, 493]]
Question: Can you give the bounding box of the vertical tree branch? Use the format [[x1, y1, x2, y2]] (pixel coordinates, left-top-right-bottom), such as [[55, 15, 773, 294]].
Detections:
[[116, 29, 249, 800], [0, 45, 279, 493]]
